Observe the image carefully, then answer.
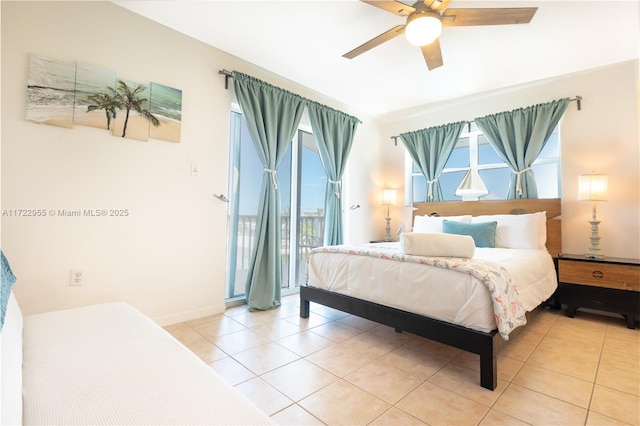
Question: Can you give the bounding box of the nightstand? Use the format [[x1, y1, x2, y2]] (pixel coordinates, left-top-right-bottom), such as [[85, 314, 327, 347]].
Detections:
[[556, 254, 640, 328]]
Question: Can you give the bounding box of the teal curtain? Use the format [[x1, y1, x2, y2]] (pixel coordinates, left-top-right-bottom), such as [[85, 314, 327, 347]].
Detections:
[[307, 102, 360, 246], [400, 122, 466, 202], [475, 98, 569, 199], [233, 72, 305, 311]]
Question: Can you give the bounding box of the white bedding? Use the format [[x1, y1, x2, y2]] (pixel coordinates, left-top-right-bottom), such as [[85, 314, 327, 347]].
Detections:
[[306, 243, 557, 334], [22, 302, 274, 425]]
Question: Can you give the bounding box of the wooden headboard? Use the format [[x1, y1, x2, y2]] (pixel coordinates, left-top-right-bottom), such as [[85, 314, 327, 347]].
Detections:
[[412, 198, 562, 257]]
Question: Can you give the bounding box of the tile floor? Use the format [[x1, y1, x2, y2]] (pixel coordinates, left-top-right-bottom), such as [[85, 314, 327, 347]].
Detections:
[[165, 295, 640, 425]]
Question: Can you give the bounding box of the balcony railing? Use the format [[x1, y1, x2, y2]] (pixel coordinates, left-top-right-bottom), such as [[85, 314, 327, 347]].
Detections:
[[231, 214, 325, 298]]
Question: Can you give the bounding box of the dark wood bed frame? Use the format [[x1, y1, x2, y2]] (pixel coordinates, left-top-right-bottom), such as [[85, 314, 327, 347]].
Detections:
[[300, 198, 561, 390]]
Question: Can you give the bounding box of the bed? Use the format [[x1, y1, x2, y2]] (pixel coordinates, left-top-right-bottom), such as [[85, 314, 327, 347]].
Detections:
[[300, 198, 561, 390]]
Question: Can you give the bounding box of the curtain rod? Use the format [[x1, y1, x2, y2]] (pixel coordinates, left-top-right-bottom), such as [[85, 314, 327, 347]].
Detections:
[[390, 96, 582, 145], [218, 69, 362, 124], [219, 69, 233, 89], [571, 95, 582, 110]]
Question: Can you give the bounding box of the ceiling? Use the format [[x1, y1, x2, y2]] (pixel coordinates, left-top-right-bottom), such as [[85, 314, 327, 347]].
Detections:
[[113, 0, 639, 119]]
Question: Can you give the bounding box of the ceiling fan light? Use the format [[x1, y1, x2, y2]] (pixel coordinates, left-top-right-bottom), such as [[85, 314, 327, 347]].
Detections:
[[405, 12, 442, 46]]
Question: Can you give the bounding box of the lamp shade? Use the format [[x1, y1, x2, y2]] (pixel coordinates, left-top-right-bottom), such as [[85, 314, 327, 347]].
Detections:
[[405, 12, 442, 46], [578, 174, 608, 201], [382, 188, 397, 206]]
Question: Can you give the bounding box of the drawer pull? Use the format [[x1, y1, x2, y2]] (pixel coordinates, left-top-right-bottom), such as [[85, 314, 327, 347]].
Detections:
[[592, 270, 604, 279]]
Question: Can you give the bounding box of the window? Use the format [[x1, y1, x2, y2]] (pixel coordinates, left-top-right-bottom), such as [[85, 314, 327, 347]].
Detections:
[[226, 111, 326, 301], [405, 123, 561, 203]]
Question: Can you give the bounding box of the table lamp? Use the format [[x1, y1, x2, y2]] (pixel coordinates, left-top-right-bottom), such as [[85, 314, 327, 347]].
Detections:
[[382, 188, 397, 242], [578, 173, 608, 259]]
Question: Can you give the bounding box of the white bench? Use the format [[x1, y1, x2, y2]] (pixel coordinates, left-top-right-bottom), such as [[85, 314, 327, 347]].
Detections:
[[1, 293, 273, 425]]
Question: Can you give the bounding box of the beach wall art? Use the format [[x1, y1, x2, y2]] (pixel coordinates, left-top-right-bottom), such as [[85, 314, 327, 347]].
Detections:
[[26, 54, 182, 142], [26, 55, 76, 129]]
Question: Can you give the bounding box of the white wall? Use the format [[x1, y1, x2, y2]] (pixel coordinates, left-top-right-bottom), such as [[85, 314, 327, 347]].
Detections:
[[379, 61, 640, 259], [1, 1, 379, 323]]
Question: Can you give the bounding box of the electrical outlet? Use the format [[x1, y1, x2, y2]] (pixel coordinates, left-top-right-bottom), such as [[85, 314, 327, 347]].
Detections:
[[70, 270, 83, 286]]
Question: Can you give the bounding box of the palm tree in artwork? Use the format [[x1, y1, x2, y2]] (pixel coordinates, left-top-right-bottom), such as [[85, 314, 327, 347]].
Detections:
[[115, 80, 160, 138], [86, 87, 119, 130]]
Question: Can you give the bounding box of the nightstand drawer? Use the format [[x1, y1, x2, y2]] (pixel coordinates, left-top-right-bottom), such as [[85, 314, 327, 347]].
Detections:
[[558, 260, 640, 291]]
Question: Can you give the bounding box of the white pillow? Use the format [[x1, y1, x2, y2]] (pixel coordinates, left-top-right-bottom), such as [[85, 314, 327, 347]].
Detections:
[[400, 232, 475, 258], [1, 292, 23, 426], [471, 211, 547, 250], [413, 215, 472, 233]]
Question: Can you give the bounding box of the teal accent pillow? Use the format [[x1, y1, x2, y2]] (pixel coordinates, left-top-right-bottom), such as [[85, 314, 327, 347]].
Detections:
[[442, 220, 497, 248], [1, 251, 17, 331]]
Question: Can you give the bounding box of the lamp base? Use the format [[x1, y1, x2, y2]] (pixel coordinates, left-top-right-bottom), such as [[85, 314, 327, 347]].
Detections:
[[384, 217, 393, 242], [585, 219, 604, 259]]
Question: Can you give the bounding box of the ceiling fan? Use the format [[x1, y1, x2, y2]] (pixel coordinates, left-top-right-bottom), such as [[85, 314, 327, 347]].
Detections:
[[343, 0, 537, 70]]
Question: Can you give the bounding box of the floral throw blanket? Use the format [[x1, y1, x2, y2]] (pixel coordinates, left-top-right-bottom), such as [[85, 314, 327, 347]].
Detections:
[[311, 243, 527, 340]]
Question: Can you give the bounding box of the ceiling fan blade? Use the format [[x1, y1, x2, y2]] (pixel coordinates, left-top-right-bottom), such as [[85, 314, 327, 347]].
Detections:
[[361, 0, 415, 16], [343, 25, 406, 59], [424, 0, 451, 12], [420, 39, 443, 70], [442, 8, 537, 27]]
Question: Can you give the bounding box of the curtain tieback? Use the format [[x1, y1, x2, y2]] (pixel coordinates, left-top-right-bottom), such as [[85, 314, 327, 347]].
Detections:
[[328, 179, 341, 198], [427, 178, 438, 201], [513, 168, 531, 196], [264, 168, 279, 189]]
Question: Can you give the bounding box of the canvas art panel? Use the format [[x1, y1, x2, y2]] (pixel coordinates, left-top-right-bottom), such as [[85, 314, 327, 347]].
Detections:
[[149, 82, 182, 143], [111, 79, 153, 142], [26, 54, 75, 128], [73, 62, 117, 130]]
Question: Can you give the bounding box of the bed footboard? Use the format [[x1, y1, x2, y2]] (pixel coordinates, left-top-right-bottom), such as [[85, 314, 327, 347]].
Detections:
[[300, 285, 503, 390]]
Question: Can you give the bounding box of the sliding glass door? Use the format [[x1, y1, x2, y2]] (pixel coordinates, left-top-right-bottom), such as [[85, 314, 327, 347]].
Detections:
[[296, 130, 327, 285], [226, 112, 326, 301]]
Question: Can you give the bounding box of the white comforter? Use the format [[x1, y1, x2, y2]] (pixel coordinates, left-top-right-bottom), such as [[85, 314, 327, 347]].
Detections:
[[306, 243, 557, 335]]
